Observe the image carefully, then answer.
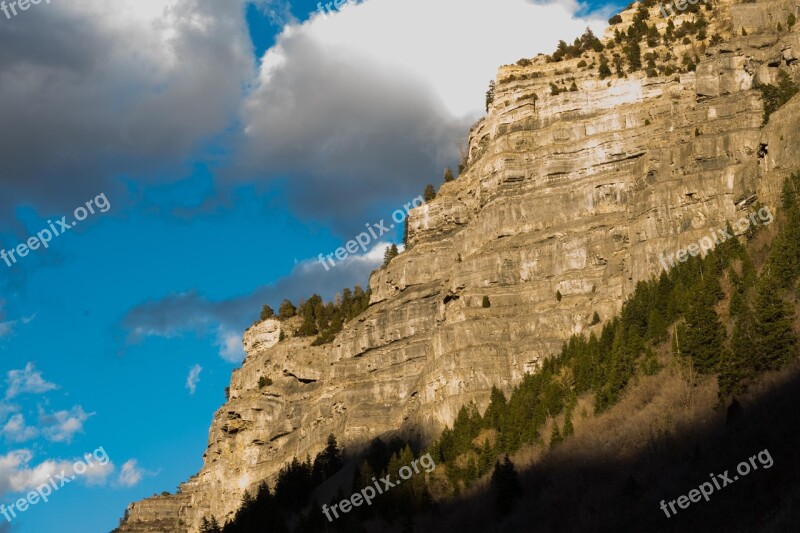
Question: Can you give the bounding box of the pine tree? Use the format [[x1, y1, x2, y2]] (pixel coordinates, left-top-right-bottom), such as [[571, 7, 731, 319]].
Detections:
[[260, 304, 275, 321], [758, 70, 799, 123], [563, 407, 574, 437], [424, 184, 437, 202], [626, 39, 642, 72], [718, 347, 749, 400], [383, 244, 399, 266], [598, 54, 612, 79], [277, 299, 296, 319], [483, 386, 506, 428], [312, 434, 344, 486], [200, 517, 222, 533], [490, 456, 523, 515], [485, 80, 496, 112], [444, 167, 454, 182], [478, 438, 494, 475], [549, 422, 563, 449], [678, 272, 724, 373], [753, 276, 797, 371]]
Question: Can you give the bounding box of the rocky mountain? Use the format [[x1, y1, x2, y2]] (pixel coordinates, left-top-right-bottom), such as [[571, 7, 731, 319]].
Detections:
[[115, 0, 800, 530]]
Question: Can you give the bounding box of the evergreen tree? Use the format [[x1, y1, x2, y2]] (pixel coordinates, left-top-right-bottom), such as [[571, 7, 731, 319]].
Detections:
[[483, 386, 506, 429], [598, 54, 612, 79], [626, 38, 642, 72], [200, 517, 222, 533], [478, 438, 494, 475], [550, 422, 563, 449], [260, 305, 275, 321], [277, 299, 296, 319], [563, 407, 574, 437], [485, 80, 496, 112], [753, 276, 797, 371], [678, 270, 724, 373], [383, 244, 399, 267], [424, 184, 437, 202], [312, 434, 344, 487], [490, 456, 523, 515], [444, 167, 454, 183]]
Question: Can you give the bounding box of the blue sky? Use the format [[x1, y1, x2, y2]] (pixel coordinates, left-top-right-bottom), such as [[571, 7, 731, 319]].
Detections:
[[0, 0, 622, 531]]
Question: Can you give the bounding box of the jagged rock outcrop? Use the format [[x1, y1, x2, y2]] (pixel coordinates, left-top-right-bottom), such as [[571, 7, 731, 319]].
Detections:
[[115, 1, 800, 531]]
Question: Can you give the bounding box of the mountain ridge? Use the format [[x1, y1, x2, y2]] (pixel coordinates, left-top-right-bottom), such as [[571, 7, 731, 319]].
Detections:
[[115, 0, 800, 530]]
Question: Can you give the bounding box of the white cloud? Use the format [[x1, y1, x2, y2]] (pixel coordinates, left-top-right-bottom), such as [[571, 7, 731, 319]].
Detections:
[[216, 328, 246, 363], [237, 0, 605, 229], [82, 459, 116, 487], [38, 405, 93, 443], [300, 0, 604, 117], [4, 363, 58, 399], [0, 449, 117, 497], [0, 414, 39, 443], [117, 459, 145, 488], [186, 364, 203, 395], [0, 450, 71, 496]]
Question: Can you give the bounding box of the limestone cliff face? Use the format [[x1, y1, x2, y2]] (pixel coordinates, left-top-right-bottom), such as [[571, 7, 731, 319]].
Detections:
[[116, 1, 800, 531]]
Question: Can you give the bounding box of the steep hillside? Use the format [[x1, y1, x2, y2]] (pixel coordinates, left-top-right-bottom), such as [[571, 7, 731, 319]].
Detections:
[[116, 0, 800, 530]]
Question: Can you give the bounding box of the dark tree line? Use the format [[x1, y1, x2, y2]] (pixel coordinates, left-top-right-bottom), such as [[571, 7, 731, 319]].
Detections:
[[200, 435, 343, 533]]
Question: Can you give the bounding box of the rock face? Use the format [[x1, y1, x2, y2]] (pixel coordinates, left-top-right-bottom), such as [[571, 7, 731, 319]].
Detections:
[[115, 1, 800, 531]]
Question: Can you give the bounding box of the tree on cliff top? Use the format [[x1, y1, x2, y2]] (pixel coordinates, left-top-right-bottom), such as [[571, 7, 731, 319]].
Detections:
[[260, 305, 275, 321], [424, 184, 437, 202], [277, 299, 296, 319]]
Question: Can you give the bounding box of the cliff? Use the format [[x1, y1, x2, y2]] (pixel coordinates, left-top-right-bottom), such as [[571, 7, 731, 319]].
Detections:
[[115, 0, 800, 530]]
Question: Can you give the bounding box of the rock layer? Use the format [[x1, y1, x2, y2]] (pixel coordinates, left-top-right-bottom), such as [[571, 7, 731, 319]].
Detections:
[[115, 1, 800, 531]]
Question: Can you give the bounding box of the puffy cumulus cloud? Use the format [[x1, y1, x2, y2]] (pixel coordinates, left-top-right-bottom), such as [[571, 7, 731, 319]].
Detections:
[[0, 414, 39, 443], [38, 405, 94, 443], [0, 450, 71, 496], [82, 459, 116, 487], [0, 448, 116, 497], [0, 0, 253, 222], [116, 459, 145, 488], [236, 0, 605, 233], [121, 240, 386, 361], [216, 328, 246, 363], [4, 363, 58, 400], [186, 364, 203, 394]]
